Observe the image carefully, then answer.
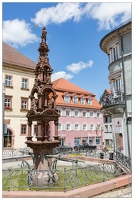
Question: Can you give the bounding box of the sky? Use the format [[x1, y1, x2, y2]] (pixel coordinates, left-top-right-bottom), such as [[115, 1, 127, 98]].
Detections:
[[2, 1, 132, 101]]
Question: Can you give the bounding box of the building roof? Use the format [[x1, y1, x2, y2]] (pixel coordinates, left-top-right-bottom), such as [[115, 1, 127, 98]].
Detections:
[[52, 78, 101, 109], [52, 78, 94, 95], [2, 41, 36, 70], [100, 19, 131, 53]]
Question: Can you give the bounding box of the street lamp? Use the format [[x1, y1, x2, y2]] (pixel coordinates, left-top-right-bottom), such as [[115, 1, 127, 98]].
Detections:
[[101, 124, 104, 150], [2, 83, 6, 147]]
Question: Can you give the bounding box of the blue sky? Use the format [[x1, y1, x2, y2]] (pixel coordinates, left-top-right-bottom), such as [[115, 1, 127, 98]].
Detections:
[[2, 1, 132, 101]]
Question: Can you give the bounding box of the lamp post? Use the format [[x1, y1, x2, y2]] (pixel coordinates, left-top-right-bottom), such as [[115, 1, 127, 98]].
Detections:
[[101, 124, 104, 150], [2, 83, 6, 147]]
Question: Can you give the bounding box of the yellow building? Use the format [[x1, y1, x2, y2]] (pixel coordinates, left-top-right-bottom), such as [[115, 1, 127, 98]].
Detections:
[[2, 41, 37, 149]]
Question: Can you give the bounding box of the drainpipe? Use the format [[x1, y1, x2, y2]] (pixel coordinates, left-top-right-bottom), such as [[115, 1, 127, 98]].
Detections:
[[116, 30, 130, 158]]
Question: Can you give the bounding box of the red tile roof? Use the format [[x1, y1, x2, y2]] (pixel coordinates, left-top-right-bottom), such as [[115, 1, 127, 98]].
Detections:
[[2, 41, 36, 69], [52, 78, 101, 109]]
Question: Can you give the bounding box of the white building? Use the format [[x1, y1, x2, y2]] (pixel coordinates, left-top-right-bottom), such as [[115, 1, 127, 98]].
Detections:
[[100, 19, 132, 157]]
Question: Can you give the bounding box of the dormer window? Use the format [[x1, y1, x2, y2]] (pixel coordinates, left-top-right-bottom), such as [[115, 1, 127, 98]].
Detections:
[[64, 93, 70, 103], [88, 98, 92, 105], [81, 96, 86, 105], [73, 94, 78, 104]]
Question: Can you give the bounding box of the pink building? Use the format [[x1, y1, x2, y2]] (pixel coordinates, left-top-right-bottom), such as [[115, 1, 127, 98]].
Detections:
[[50, 78, 104, 149]]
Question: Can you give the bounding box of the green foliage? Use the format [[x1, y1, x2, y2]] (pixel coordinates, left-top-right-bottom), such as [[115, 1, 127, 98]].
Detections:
[[2, 167, 115, 192]]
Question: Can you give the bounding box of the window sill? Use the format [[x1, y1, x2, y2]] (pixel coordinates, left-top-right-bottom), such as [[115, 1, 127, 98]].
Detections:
[[21, 88, 29, 91], [5, 107, 12, 111], [20, 109, 28, 112], [6, 86, 13, 89]]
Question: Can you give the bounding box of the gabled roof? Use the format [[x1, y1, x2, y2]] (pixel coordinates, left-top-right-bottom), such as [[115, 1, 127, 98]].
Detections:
[[2, 41, 36, 69], [52, 78, 94, 95], [52, 78, 101, 109]]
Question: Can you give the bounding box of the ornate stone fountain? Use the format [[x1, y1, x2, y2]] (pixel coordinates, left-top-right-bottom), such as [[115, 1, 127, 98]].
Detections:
[[25, 27, 60, 174]]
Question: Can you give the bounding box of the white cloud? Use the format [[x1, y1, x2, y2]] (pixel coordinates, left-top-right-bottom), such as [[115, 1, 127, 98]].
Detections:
[[2, 19, 39, 48], [66, 60, 93, 74], [52, 71, 73, 81], [31, 3, 83, 26], [85, 2, 131, 30], [31, 2, 131, 30]]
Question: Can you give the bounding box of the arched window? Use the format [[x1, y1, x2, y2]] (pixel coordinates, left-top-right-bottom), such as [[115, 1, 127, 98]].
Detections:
[[81, 96, 86, 105], [75, 123, 79, 131], [3, 128, 12, 148], [88, 98, 93, 105], [64, 93, 70, 103], [73, 95, 78, 104]]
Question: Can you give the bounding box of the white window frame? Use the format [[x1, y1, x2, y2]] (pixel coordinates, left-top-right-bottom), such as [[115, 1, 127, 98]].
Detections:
[[90, 124, 94, 130], [58, 123, 62, 130], [21, 98, 28, 109], [75, 123, 79, 131], [90, 111, 94, 118], [73, 95, 78, 104], [83, 124, 87, 131], [82, 110, 87, 118], [109, 43, 119, 63], [5, 75, 12, 86], [64, 94, 70, 103], [88, 98, 92, 105], [97, 112, 100, 118], [66, 123, 71, 131], [22, 78, 28, 89], [5, 96, 12, 108], [74, 110, 79, 117], [66, 110, 71, 117], [57, 108, 62, 116], [81, 96, 86, 105]]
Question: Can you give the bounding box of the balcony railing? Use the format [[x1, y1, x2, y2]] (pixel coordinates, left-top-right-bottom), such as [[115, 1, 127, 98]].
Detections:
[[100, 90, 125, 108]]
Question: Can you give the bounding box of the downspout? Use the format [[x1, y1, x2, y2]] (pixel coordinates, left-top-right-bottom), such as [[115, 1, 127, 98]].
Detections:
[[116, 30, 130, 158]]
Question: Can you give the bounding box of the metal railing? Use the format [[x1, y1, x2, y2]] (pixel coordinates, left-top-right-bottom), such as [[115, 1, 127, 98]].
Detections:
[[2, 147, 131, 192], [100, 90, 125, 108]]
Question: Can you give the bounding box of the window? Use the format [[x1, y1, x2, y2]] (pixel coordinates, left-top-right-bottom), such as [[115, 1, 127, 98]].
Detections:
[[82, 137, 88, 144], [3, 128, 12, 148], [105, 125, 108, 132], [83, 124, 87, 131], [81, 97, 86, 105], [114, 78, 121, 91], [74, 138, 80, 146], [89, 137, 94, 145], [5, 75, 12, 86], [64, 94, 70, 103], [22, 78, 28, 89], [75, 124, 79, 131], [34, 125, 38, 136], [73, 95, 78, 104], [66, 110, 70, 117], [96, 124, 101, 131], [21, 124, 27, 135], [90, 111, 94, 118], [96, 137, 100, 145], [83, 111, 87, 117], [88, 98, 92, 105], [21, 98, 28, 110], [74, 110, 79, 117], [5, 96, 12, 109], [90, 124, 94, 130], [109, 44, 119, 63], [66, 123, 71, 131], [97, 112, 100, 118], [57, 109, 62, 116], [58, 123, 62, 130], [104, 116, 108, 123]]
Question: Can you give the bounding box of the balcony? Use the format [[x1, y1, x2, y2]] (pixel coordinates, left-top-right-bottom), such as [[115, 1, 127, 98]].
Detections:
[[100, 90, 125, 108]]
